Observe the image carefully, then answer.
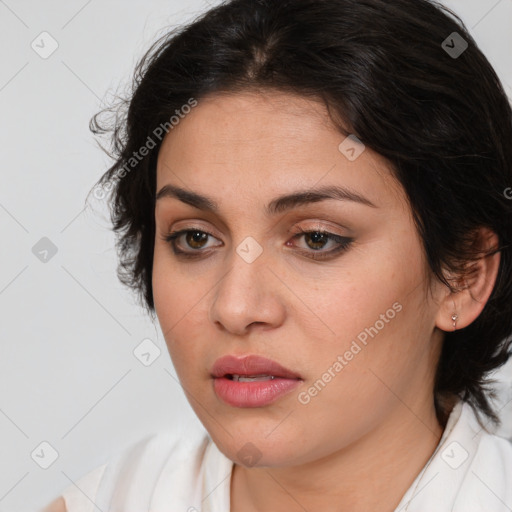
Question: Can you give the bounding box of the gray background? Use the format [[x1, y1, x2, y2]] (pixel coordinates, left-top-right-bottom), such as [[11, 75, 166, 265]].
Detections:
[[0, 1, 511, 510]]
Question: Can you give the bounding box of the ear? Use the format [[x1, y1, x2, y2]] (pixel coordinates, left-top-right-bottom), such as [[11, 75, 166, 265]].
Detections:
[[435, 227, 500, 332]]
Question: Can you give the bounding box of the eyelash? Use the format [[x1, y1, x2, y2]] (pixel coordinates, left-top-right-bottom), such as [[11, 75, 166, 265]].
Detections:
[[162, 227, 353, 261]]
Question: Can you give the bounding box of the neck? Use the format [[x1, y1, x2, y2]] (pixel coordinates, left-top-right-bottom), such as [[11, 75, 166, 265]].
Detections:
[[230, 400, 445, 512]]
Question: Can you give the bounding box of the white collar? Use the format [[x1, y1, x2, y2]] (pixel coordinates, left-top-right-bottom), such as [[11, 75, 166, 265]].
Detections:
[[200, 399, 512, 511]]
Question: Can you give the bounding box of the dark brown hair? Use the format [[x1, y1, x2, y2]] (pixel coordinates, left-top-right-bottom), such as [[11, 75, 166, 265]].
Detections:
[[88, 0, 512, 426]]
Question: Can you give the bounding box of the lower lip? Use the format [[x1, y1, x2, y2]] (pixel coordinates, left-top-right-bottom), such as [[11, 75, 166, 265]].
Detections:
[[213, 376, 302, 407]]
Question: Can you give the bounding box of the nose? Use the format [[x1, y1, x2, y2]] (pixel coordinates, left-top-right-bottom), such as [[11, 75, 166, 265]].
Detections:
[[208, 244, 286, 336]]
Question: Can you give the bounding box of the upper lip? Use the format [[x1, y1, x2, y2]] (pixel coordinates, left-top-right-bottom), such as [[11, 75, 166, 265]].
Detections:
[[211, 354, 302, 379]]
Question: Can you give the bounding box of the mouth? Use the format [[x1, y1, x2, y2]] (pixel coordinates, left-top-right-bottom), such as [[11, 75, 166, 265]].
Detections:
[[211, 354, 303, 407], [211, 354, 302, 380], [225, 374, 278, 382]]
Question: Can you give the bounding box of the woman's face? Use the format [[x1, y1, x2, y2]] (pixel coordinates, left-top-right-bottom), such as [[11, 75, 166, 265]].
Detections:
[[153, 90, 445, 467]]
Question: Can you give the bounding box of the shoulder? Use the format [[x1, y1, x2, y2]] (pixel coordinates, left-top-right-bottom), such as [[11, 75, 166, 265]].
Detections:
[[453, 405, 512, 510], [469, 404, 512, 476], [40, 462, 106, 512], [57, 461, 108, 512], [57, 423, 210, 512], [41, 496, 67, 512], [464, 430, 512, 489]]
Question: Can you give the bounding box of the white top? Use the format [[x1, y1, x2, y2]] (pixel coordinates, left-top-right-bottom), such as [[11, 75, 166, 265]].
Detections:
[[61, 400, 512, 511]]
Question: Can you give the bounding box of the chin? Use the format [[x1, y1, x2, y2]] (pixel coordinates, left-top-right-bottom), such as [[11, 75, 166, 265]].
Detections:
[[207, 424, 308, 468]]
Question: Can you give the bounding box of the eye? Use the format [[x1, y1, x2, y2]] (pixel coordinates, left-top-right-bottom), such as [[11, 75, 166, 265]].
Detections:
[[287, 228, 353, 260], [161, 227, 353, 261], [163, 228, 221, 257]]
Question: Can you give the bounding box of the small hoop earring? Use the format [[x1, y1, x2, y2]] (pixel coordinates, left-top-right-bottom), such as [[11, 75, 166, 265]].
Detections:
[[451, 313, 458, 331]]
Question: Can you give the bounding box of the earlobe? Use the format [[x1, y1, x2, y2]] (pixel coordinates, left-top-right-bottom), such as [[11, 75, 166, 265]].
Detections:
[[435, 228, 500, 333]]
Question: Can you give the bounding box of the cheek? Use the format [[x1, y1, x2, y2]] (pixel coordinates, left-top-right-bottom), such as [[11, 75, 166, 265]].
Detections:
[[152, 246, 197, 361], [152, 247, 175, 331], [152, 243, 199, 324], [291, 298, 415, 447], [307, 260, 410, 344], [297, 234, 427, 381]]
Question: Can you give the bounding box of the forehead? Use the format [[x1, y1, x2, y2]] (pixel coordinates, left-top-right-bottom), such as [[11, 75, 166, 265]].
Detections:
[[157, 92, 329, 168], [155, 90, 404, 212]]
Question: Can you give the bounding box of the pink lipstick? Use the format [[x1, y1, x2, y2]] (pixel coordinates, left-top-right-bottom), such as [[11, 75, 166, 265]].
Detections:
[[211, 354, 302, 407]]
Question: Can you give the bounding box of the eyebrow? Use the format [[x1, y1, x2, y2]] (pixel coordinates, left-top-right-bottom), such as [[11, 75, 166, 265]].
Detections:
[[155, 183, 377, 215]]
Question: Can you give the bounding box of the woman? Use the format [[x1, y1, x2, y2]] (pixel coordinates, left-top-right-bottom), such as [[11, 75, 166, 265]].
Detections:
[[43, 0, 512, 510]]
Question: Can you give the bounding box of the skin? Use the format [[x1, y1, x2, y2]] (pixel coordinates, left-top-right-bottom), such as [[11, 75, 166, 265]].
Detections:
[[41, 496, 66, 512], [151, 90, 499, 512]]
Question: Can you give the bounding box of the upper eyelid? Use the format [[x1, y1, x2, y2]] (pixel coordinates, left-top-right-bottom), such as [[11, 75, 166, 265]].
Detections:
[[155, 202, 356, 235], [164, 217, 351, 236], [167, 225, 345, 239]]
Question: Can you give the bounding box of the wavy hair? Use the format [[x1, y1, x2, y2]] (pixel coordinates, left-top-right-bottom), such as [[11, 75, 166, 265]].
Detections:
[[88, 0, 512, 426]]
